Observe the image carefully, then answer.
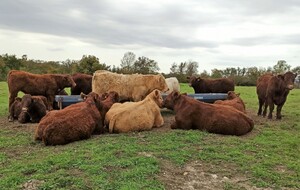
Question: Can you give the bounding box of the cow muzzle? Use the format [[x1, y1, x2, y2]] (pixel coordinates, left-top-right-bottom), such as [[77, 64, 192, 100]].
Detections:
[[21, 107, 28, 112], [287, 84, 294, 90]]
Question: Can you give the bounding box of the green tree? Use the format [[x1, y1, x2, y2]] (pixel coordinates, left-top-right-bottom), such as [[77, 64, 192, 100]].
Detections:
[[77, 55, 110, 75], [185, 60, 199, 76], [211, 69, 223, 78], [120, 52, 136, 73], [133, 56, 159, 74], [2, 54, 22, 70], [170, 62, 178, 74], [292, 66, 300, 74], [273, 60, 291, 74]]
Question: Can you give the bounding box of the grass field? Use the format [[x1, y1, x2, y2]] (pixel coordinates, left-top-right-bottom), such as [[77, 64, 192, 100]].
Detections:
[[0, 81, 299, 189]]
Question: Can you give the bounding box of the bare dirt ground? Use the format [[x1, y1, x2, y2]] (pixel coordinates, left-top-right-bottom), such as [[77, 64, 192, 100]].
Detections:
[[0, 110, 273, 190]]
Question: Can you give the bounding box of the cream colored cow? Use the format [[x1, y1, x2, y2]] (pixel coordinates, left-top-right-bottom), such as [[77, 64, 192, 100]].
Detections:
[[105, 89, 164, 133]]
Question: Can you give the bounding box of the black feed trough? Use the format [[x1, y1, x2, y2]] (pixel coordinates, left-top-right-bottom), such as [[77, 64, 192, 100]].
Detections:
[[55, 93, 227, 109]]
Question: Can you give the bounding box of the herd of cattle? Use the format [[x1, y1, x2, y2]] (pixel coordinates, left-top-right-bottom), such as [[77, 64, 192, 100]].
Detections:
[[6, 70, 297, 146]]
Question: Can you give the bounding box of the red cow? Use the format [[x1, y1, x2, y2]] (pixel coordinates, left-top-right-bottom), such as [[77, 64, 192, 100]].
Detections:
[[7, 70, 76, 111], [214, 91, 246, 113], [8, 94, 48, 123], [18, 94, 48, 123], [187, 76, 234, 93], [163, 91, 254, 136], [71, 73, 92, 95], [256, 71, 297, 119]]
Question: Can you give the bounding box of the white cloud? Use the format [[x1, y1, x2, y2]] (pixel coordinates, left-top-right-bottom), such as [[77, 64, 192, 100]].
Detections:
[[0, 0, 299, 73]]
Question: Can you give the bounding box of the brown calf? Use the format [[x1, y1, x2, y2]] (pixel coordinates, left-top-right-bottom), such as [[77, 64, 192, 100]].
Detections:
[[7, 70, 76, 111], [214, 91, 246, 113]]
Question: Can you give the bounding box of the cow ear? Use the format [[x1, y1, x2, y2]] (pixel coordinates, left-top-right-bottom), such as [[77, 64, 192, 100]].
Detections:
[[196, 77, 201, 82], [80, 92, 87, 99], [154, 89, 160, 97], [277, 74, 284, 80], [101, 93, 108, 100], [15, 97, 22, 101], [172, 91, 180, 99]]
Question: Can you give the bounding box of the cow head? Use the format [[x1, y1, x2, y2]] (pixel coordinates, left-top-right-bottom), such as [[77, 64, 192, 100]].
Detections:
[[81, 92, 102, 111], [158, 74, 169, 92], [163, 90, 181, 110], [150, 89, 164, 108], [64, 75, 77, 88], [106, 91, 120, 103], [187, 76, 201, 87], [227, 91, 240, 100], [18, 94, 33, 123], [8, 97, 22, 122], [281, 71, 297, 90]]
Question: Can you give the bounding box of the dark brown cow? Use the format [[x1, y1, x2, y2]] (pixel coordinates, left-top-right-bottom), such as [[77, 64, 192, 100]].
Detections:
[[18, 94, 48, 123], [7, 70, 76, 111], [35, 92, 105, 145], [163, 91, 254, 136], [256, 71, 297, 119], [187, 76, 234, 93], [8, 97, 22, 122], [214, 91, 246, 113], [8, 95, 48, 122], [71, 73, 92, 95]]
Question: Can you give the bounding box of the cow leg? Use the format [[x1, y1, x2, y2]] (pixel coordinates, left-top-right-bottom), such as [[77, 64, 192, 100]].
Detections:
[[267, 100, 274, 119], [47, 96, 54, 110], [8, 91, 18, 113], [276, 104, 284, 120], [262, 101, 268, 117], [257, 98, 264, 116]]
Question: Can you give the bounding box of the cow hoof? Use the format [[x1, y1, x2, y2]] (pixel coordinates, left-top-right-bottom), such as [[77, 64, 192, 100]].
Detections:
[[8, 118, 13, 122]]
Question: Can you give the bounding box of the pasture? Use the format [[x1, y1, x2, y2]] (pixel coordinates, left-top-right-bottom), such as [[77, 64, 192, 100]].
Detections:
[[0, 81, 299, 189]]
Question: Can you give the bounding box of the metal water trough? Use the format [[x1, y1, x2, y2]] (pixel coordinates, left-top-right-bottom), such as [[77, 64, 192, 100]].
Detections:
[[55, 95, 83, 110], [55, 93, 227, 109], [161, 93, 227, 103]]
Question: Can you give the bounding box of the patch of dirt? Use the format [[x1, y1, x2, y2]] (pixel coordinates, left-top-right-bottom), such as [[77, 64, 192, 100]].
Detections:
[[20, 179, 44, 190], [159, 160, 273, 190]]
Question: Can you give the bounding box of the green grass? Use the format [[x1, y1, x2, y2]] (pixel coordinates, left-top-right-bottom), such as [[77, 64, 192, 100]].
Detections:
[[0, 81, 299, 189]]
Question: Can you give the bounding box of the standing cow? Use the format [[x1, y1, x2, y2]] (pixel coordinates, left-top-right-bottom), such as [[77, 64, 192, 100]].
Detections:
[[187, 76, 234, 93], [256, 71, 297, 119], [165, 77, 180, 94], [71, 73, 93, 95], [92, 70, 168, 102], [7, 70, 76, 111]]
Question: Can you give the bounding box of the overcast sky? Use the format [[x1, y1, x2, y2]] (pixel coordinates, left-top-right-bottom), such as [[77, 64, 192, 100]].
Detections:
[[0, 0, 299, 73]]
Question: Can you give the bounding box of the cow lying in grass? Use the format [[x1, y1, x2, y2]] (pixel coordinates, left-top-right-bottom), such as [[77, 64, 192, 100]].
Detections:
[[214, 91, 246, 113], [163, 91, 254, 136], [105, 89, 164, 133], [35, 91, 119, 145], [8, 94, 48, 123], [36, 92, 103, 145]]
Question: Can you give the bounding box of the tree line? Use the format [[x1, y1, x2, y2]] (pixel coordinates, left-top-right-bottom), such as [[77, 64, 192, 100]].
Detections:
[[1, 52, 299, 86]]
